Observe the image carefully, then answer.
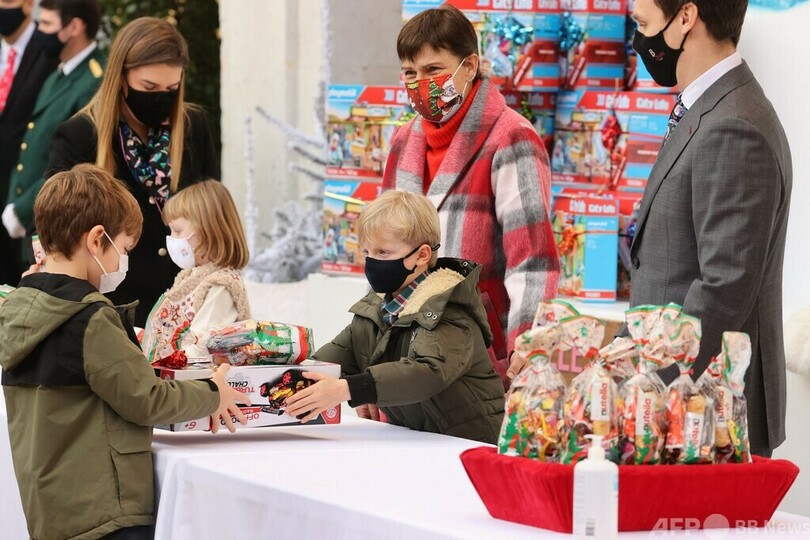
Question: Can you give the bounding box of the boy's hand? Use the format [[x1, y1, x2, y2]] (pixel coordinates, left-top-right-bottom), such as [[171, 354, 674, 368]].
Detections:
[[21, 263, 41, 278], [210, 364, 252, 434], [284, 372, 350, 423], [506, 351, 526, 381], [355, 404, 381, 421]]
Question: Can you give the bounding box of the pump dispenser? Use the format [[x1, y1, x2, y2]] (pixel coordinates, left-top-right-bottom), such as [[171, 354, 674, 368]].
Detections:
[[573, 434, 619, 539]]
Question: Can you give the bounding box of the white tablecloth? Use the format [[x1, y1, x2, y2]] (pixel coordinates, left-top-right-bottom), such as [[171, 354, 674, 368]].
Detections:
[[2, 392, 810, 539]]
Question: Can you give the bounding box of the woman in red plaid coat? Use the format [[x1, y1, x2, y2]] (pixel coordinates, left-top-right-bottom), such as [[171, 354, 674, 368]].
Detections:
[[383, 5, 560, 387]]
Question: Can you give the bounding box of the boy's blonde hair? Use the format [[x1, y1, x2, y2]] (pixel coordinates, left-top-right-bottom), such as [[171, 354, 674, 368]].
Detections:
[[35, 164, 143, 258], [357, 190, 441, 267], [163, 181, 250, 269]]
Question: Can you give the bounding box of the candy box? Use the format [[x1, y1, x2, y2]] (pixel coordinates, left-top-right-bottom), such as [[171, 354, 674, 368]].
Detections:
[[322, 179, 382, 275], [552, 193, 619, 302], [403, 0, 562, 92], [326, 85, 413, 179], [551, 90, 675, 191], [503, 90, 556, 154], [559, 0, 627, 90], [154, 360, 342, 431]]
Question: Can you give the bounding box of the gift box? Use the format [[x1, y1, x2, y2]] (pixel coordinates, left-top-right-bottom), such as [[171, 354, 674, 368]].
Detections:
[[614, 190, 642, 298], [461, 446, 799, 533], [560, 0, 627, 90], [403, 0, 562, 92], [0, 284, 14, 307], [155, 360, 342, 431], [551, 90, 676, 191], [326, 85, 413, 179], [552, 193, 619, 302], [503, 91, 556, 154], [322, 179, 382, 275]]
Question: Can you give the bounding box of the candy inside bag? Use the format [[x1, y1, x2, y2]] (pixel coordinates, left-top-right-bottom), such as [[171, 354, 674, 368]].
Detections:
[[661, 314, 716, 465], [206, 320, 314, 366], [708, 332, 752, 464], [559, 315, 626, 465], [498, 324, 565, 461]]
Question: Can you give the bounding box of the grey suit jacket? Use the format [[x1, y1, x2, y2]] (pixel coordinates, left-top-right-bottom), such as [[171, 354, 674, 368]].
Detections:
[[629, 62, 792, 452]]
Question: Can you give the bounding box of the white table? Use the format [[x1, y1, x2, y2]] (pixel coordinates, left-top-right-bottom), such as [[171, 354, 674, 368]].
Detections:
[[2, 395, 809, 539]]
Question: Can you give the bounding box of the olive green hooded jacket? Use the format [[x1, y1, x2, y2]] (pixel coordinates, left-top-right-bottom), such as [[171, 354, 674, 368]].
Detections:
[[313, 258, 504, 443], [0, 274, 219, 540]]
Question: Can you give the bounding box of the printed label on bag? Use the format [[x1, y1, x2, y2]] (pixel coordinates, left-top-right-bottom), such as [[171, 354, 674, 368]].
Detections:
[[635, 390, 656, 437], [590, 377, 611, 422], [715, 387, 733, 428], [684, 412, 705, 453]]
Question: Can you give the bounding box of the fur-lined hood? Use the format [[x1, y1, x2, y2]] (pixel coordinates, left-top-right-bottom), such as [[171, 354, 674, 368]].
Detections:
[[350, 257, 494, 346]]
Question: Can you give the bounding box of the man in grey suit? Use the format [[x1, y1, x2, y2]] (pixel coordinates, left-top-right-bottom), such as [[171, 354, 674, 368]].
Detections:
[[631, 0, 792, 456]]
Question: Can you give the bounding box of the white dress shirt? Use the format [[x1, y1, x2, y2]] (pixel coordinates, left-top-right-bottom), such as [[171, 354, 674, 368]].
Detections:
[[681, 51, 743, 109], [0, 21, 35, 78], [60, 41, 97, 76]]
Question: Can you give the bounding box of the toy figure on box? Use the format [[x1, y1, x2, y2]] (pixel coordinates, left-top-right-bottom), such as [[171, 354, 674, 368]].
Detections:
[[141, 181, 251, 365], [383, 5, 560, 387], [627, 0, 792, 457]]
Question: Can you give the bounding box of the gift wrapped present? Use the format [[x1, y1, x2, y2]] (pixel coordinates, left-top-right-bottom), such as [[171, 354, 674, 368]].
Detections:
[[206, 320, 314, 366]]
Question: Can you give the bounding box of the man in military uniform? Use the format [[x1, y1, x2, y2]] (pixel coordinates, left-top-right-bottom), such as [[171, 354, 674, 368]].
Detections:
[[2, 0, 103, 264]]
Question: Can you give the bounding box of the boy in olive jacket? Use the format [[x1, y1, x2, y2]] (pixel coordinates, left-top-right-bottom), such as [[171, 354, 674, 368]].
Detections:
[[286, 191, 504, 443], [0, 164, 248, 540]]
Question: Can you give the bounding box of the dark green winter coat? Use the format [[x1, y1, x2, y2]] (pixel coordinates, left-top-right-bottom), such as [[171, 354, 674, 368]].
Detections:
[[313, 258, 504, 443], [0, 274, 220, 539]]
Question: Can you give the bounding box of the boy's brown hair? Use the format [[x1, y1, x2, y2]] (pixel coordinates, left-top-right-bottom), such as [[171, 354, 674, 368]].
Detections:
[[34, 164, 143, 258], [162, 180, 250, 269]]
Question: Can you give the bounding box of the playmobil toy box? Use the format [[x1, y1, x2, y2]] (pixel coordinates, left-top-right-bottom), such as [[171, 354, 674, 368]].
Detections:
[[550, 90, 675, 191], [155, 360, 342, 432], [559, 0, 627, 90], [326, 85, 413, 179], [503, 90, 556, 153], [322, 179, 382, 275], [551, 192, 619, 302], [403, 0, 562, 92]]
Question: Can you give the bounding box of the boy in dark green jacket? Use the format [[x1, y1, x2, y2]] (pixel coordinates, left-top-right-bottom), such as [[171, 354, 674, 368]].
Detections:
[[286, 191, 504, 443], [0, 164, 249, 540]]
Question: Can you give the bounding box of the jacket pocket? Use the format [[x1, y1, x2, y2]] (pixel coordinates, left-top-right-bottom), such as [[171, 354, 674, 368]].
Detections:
[[108, 429, 154, 517]]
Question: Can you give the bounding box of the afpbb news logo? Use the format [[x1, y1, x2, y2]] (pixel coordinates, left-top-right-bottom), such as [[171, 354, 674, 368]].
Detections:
[[651, 514, 810, 538]]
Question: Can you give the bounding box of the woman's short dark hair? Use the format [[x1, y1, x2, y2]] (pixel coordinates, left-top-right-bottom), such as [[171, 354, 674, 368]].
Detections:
[[655, 0, 748, 45], [397, 4, 479, 63]]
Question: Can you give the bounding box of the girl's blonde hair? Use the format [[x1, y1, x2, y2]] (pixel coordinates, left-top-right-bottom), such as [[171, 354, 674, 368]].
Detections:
[[357, 190, 441, 267], [80, 17, 190, 192], [163, 181, 250, 270]]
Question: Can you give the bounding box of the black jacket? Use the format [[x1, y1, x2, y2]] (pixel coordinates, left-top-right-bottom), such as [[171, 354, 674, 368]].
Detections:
[[45, 108, 220, 325], [0, 24, 59, 284]]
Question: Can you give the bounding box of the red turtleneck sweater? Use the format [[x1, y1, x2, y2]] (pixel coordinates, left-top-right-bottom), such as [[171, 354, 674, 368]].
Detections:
[[421, 80, 481, 194]]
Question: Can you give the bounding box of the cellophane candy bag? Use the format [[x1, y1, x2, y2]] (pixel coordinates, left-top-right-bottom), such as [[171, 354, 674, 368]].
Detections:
[[708, 332, 752, 464], [619, 306, 670, 465], [661, 312, 716, 464], [498, 323, 565, 460], [206, 320, 314, 366], [532, 299, 579, 328], [559, 315, 630, 465]]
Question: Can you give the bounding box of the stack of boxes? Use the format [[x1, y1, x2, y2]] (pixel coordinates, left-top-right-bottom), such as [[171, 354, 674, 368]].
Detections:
[[322, 1, 680, 303]]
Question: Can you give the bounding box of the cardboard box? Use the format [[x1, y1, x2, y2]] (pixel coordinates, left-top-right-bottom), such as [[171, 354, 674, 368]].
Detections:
[[322, 179, 382, 275], [503, 90, 556, 154], [560, 0, 627, 90], [614, 190, 642, 299], [552, 193, 619, 302], [403, 0, 562, 92], [326, 85, 412, 179], [155, 360, 342, 431], [551, 90, 676, 191]]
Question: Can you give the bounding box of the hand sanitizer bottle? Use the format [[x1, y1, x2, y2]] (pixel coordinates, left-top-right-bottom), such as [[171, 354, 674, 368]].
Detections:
[[573, 434, 619, 540]]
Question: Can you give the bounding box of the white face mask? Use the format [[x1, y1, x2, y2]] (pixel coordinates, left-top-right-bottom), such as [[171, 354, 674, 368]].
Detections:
[[94, 231, 128, 294], [437, 59, 470, 125], [166, 233, 196, 269]]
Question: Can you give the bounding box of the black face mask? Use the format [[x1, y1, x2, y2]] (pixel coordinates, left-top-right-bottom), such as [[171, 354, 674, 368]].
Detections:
[[632, 15, 689, 88], [364, 243, 439, 294], [0, 7, 25, 37], [34, 29, 65, 59], [124, 87, 179, 129]]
